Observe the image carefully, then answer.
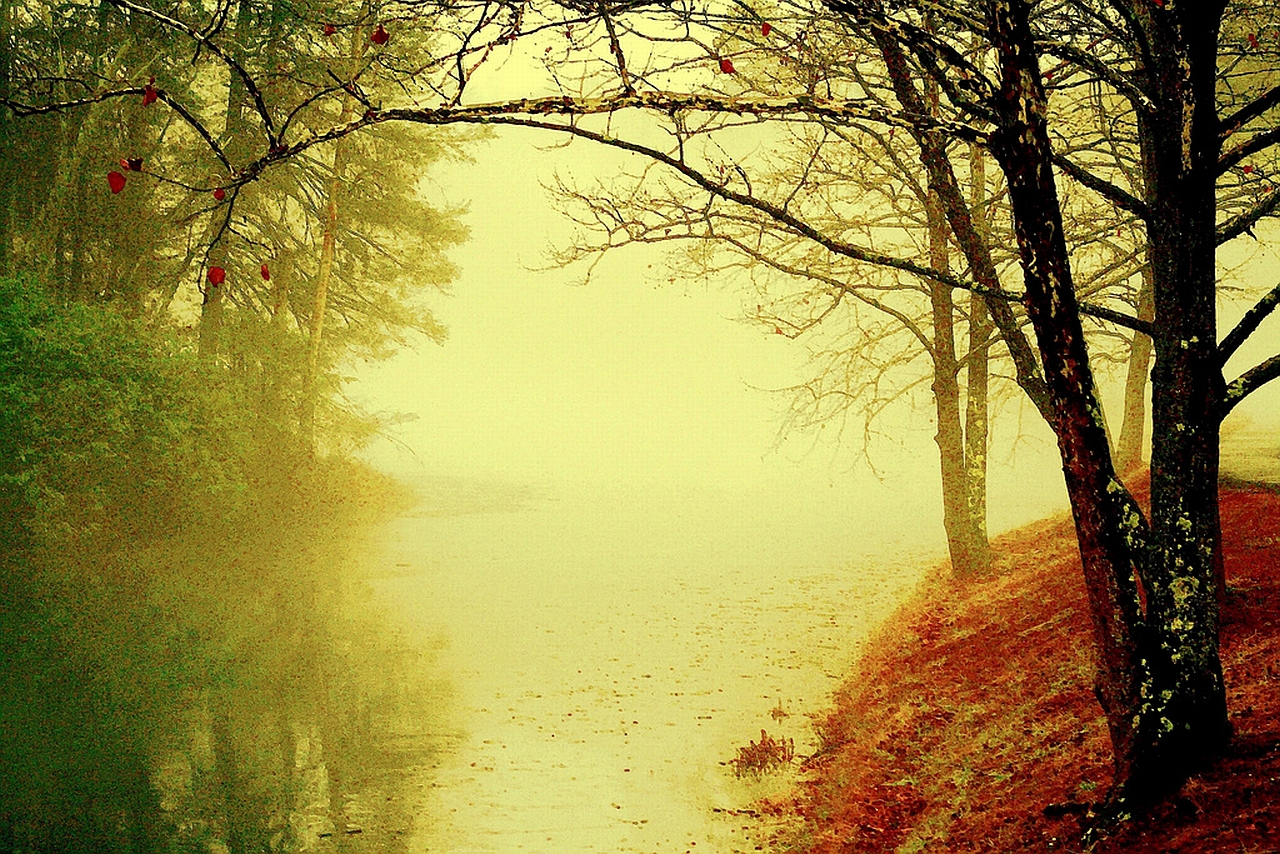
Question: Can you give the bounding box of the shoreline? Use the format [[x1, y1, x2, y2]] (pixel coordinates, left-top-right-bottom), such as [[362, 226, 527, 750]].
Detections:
[[770, 478, 1280, 854]]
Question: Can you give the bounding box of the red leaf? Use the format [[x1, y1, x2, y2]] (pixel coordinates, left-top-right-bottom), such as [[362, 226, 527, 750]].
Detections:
[[121, 157, 143, 172], [207, 266, 226, 286], [371, 23, 389, 45], [107, 171, 126, 194], [719, 57, 735, 74], [324, 22, 336, 36], [1249, 33, 1260, 49], [761, 22, 771, 36], [142, 83, 158, 106], [774, 326, 783, 335], [213, 187, 227, 201], [261, 263, 270, 281], [1244, 164, 1256, 174]]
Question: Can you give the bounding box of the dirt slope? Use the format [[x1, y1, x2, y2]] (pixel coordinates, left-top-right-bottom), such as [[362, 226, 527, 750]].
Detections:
[[773, 480, 1280, 853]]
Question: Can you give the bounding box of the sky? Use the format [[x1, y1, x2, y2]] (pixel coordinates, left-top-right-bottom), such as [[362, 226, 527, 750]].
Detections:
[[351, 125, 1078, 542], [358, 129, 797, 485], [341, 33, 1280, 527]]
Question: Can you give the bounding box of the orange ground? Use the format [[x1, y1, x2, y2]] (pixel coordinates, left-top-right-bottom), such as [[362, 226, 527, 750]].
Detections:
[[771, 480, 1280, 853]]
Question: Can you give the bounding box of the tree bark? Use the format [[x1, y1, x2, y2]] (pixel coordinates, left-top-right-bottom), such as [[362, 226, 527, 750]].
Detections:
[[1115, 263, 1155, 474], [984, 0, 1230, 802], [985, 0, 1151, 793], [1128, 6, 1231, 791]]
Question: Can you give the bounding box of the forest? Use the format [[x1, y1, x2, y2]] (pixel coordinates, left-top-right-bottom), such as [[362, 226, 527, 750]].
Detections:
[[0, 1, 465, 849], [6, 0, 1280, 851]]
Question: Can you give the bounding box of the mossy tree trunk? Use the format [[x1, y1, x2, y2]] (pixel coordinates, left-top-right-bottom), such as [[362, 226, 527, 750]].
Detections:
[[985, 0, 1230, 803]]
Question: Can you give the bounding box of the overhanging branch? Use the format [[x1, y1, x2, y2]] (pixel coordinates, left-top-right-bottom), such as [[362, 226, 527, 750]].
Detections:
[[104, 0, 281, 148], [468, 113, 1152, 336], [1219, 279, 1280, 365], [1051, 153, 1150, 220], [1223, 353, 1280, 418]]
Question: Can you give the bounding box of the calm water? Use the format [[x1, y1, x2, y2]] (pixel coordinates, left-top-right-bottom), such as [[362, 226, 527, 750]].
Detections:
[[364, 476, 943, 853]]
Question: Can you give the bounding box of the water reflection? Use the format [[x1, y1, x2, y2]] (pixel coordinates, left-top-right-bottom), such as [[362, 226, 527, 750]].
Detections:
[[373, 476, 940, 853], [0, 505, 449, 853]]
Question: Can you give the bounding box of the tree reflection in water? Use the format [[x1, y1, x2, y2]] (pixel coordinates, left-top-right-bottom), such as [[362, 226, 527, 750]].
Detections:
[[1, 493, 450, 853]]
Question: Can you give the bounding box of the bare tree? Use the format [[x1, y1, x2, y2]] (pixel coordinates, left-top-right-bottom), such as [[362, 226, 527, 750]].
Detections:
[[10, 0, 1280, 822]]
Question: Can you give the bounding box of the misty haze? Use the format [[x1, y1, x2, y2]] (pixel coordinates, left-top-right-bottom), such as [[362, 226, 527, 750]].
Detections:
[[6, 4, 1280, 854]]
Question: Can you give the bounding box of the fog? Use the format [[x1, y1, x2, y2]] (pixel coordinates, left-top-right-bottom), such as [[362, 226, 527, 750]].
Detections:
[[355, 130, 1073, 532], [343, 131, 1082, 851]]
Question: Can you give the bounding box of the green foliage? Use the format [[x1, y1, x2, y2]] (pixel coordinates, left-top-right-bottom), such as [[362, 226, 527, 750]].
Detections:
[[0, 274, 250, 549], [0, 272, 424, 848]]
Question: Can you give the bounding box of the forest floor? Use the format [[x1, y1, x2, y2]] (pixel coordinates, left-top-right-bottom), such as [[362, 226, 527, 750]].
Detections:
[[768, 478, 1280, 854]]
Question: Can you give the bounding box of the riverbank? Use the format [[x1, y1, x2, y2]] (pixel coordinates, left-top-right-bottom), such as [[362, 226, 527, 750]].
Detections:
[[363, 476, 947, 853], [0, 457, 427, 853], [770, 479, 1280, 853]]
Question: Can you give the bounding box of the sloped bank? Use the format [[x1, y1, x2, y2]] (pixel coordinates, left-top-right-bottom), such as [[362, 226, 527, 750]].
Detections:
[[770, 480, 1280, 853]]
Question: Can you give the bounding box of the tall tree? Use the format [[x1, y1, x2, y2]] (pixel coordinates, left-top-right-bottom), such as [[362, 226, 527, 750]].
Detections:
[[12, 0, 1280, 821]]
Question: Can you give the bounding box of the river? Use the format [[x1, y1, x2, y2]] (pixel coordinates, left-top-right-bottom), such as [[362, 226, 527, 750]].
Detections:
[[357, 475, 960, 853]]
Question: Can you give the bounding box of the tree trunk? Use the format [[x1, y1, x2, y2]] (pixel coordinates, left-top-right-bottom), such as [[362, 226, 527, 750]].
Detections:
[[300, 7, 370, 448], [871, 27, 1054, 426], [299, 182, 339, 446], [1126, 8, 1231, 793], [198, 277, 226, 359], [0, 0, 14, 276], [965, 142, 992, 550], [927, 182, 989, 577], [914, 65, 989, 578], [986, 0, 1150, 793], [198, 0, 256, 361], [985, 0, 1230, 803], [1115, 261, 1155, 475]]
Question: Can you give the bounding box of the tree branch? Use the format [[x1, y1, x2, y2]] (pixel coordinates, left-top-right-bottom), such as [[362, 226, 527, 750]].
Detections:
[[1219, 124, 1280, 175], [1219, 279, 1280, 366], [103, 0, 279, 147], [1215, 187, 1280, 245], [1222, 352, 1280, 418], [1219, 82, 1280, 143], [0, 88, 231, 172], [1035, 38, 1154, 112], [470, 112, 1153, 341], [1051, 152, 1151, 219]]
